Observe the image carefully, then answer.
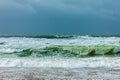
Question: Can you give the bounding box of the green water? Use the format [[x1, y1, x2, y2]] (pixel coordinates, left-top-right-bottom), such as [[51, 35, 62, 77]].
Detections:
[[1, 45, 120, 58]]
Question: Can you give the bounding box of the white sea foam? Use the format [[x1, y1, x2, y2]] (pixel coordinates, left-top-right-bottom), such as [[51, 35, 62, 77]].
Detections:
[[0, 36, 120, 68], [0, 36, 120, 53], [0, 57, 120, 68]]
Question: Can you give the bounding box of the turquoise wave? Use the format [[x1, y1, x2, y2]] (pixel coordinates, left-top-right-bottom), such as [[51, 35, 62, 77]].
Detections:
[[0, 46, 119, 58]]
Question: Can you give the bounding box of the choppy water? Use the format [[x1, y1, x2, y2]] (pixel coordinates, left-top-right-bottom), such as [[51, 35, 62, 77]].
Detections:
[[1, 57, 120, 68], [0, 35, 120, 53], [0, 35, 120, 68]]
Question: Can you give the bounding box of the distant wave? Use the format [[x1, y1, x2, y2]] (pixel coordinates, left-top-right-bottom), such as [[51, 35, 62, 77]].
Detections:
[[90, 34, 120, 37], [0, 35, 74, 39], [0, 34, 120, 38]]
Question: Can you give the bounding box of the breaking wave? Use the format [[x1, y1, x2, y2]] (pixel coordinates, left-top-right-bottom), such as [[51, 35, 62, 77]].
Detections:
[[0, 35, 120, 67]]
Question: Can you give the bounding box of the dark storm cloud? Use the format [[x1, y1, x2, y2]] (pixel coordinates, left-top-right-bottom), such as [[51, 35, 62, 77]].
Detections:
[[0, 0, 120, 34]]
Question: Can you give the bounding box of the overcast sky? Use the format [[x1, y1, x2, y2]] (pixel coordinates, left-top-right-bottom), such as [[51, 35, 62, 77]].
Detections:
[[0, 0, 120, 34]]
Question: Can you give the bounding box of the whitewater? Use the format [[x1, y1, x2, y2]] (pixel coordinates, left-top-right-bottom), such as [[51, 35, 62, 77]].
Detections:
[[0, 35, 120, 68]]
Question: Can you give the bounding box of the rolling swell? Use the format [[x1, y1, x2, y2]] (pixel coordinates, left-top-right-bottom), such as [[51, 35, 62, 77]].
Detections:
[[14, 46, 120, 57], [0, 35, 120, 58], [1, 34, 120, 39], [0, 35, 74, 39]]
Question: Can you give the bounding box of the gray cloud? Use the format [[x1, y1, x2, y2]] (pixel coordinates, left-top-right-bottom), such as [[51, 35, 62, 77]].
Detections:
[[0, 0, 36, 15], [13, 0, 119, 19], [0, 0, 119, 19], [0, 0, 120, 34]]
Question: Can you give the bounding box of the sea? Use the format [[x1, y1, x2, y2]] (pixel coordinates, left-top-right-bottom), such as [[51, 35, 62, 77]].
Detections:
[[0, 34, 120, 68]]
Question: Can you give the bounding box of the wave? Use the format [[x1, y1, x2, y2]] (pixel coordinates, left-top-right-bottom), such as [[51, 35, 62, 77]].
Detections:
[[0, 36, 120, 68], [0, 35, 74, 39], [1, 46, 120, 58], [0, 34, 120, 39], [90, 34, 120, 37], [0, 36, 120, 58]]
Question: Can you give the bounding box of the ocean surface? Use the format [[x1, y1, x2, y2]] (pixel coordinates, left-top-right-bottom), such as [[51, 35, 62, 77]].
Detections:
[[0, 35, 120, 68]]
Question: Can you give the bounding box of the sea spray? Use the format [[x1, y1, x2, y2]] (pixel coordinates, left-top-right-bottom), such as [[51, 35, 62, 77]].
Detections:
[[0, 35, 120, 68]]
